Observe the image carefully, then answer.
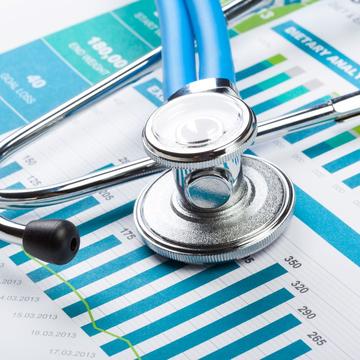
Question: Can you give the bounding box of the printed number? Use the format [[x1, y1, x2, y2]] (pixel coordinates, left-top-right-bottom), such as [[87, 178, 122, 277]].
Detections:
[[243, 256, 255, 264], [297, 305, 316, 319], [120, 228, 136, 240], [284, 256, 302, 268], [88, 37, 128, 69], [23, 155, 37, 166], [27, 75, 46, 89], [307, 331, 327, 346], [259, 9, 275, 20], [98, 189, 114, 201], [291, 280, 309, 293]]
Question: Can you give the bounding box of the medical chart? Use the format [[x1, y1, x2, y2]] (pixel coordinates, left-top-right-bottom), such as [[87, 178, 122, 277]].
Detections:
[[0, 0, 359, 358]]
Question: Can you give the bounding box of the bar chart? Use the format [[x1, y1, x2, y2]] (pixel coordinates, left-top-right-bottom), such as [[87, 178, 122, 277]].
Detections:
[[0, 0, 359, 358]]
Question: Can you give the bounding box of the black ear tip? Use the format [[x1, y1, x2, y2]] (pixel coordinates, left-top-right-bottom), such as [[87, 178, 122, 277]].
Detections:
[[23, 220, 80, 265]]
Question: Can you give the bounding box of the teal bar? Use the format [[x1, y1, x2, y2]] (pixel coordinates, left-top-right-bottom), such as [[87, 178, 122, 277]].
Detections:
[[64, 260, 184, 317], [143, 289, 295, 359], [10, 251, 29, 265], [0, 182, 28, 248], [45, 246, 153, 299], [253, 85, 309, 115], [42, 197, 99, 220], [101, 263, 287, 356], [0, 162, 22, 178], [201, 314, 301, 360], [294, 185, 360, 266], [344, 173, 360, 189], [236, 61, 270, 81], [77, 200, 135, 236], [262, 340, 311, 360], [304, 131, 356, 158], [82, 262, 239, 336], [324, 149, 360, 173], [27, 235, 120, 282], [284, 96, 333, 143], [240, 72, 290, 99]]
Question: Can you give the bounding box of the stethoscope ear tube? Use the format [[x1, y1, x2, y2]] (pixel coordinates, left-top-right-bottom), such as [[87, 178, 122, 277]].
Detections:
[[23, 220, 80, 265]]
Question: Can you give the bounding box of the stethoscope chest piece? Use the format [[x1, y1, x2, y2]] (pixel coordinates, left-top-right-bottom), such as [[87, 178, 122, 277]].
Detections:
[[135, 155, 294, 264], [134, 80, 295, 264]]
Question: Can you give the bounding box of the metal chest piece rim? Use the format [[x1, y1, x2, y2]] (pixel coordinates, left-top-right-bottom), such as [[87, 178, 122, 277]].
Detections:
[[134, 155, 295, 264]]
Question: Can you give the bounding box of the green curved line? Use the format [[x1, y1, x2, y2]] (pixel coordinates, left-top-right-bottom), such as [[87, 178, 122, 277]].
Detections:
[[24, 250, 141, 360]]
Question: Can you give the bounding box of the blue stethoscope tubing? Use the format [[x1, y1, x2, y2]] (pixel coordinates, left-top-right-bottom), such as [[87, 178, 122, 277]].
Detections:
[[155, 0, 236, 99]]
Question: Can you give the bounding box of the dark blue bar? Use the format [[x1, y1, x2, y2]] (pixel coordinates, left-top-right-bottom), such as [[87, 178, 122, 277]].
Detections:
[[143, 289, 295, 359], [77, 200, 135, 237], [64, 260, 184, 317], [262, 339, 311, 360], [323, 149, 360, 173], [82, 262, 239, 336], [0, 162, 22, 178], [27, 235, 120, 282], [201, 314, 301, 360], [45, 246, 153, 299], [101, 263, 287, 356]]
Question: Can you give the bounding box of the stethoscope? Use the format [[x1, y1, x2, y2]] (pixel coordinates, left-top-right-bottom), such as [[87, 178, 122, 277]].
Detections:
[[0, 0, 359, 265]]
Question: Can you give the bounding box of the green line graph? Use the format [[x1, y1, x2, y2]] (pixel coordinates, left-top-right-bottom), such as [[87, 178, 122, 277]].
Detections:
[[24, 250, 141, 360]]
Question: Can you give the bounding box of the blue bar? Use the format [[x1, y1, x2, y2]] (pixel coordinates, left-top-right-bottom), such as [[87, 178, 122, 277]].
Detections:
[[240, 72, 291, 99], [294, 185, 360, 265], [235, 54, 286, 81], [92, 163, 114, 172], [134, 78, 164, 106], [0, 162, 22, 178], [0, 99, 27, 134], [2, 182, 32, 220], [0, 40, 89, 121], [45, 246, 153, 299], [27, 235, 121, 282], [262, 340, 311, 360], [344, 173, 360, 189], [0, 182, 27, 248], [77, 200, 135, 237], [64, 260, 184, 317], [201, 314, 301, 360], [43, 197, 99, 220], [10, 251, 29, 265], [82, 262, 239, 336], [323, 149, 360, 173], [252, 85, 309, 115], [283, 96, 334, 144], [2, 207, 33, 219], [101, 263, 287, 356], [142, 289, 295, 359], [7, 182, 24, 190]]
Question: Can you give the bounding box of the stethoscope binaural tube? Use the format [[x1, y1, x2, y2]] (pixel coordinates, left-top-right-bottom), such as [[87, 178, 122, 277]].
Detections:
[[184, 0, 236, 83], [155, 0, 196, 99]]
